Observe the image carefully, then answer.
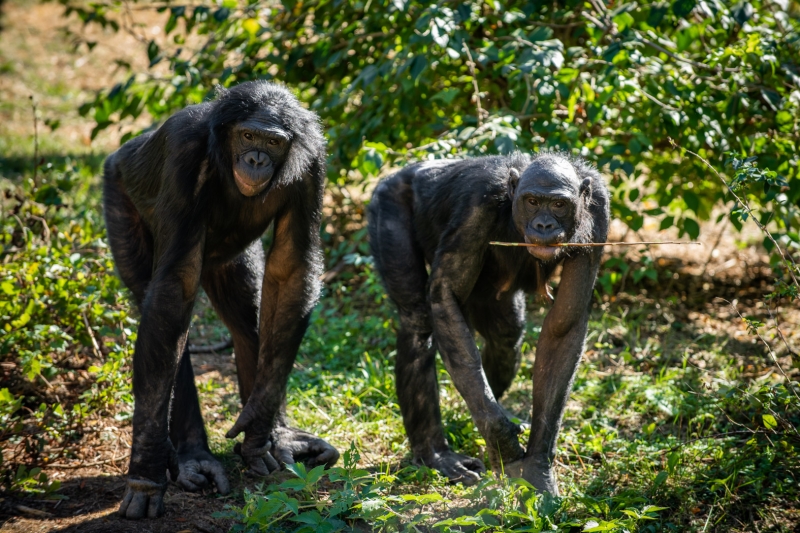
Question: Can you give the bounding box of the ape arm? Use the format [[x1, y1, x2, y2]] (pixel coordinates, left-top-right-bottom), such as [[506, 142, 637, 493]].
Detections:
[[428, 206, 525, 466], [225, 179, 323, 446], [521, 244, 603, 494]]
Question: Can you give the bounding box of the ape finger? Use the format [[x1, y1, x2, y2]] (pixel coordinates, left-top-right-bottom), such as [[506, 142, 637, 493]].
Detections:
[[236, 439, 280, 476], [199, 460, 231, 495], [307, 442, 340, 468], [461, 456, 486, 474], [225, 401, 260, 439], [175, 460, 209, 492]]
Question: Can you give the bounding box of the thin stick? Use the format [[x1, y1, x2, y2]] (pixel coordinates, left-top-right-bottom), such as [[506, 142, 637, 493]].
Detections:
[[489, 241, 702, 247], [30, 95, 39, 187], [462, 42, 484, 127]]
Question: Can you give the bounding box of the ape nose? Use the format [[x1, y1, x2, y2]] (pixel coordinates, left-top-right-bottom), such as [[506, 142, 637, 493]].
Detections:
[[535, 221, 555, 232], [245, 151, 268, 168]]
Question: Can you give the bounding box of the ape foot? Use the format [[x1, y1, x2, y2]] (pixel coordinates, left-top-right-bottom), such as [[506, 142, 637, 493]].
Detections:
[[173, 448, 230, 494], [415, 450, 486, 486], [118, 477, 167, 519], [271, 426, 340, 468]]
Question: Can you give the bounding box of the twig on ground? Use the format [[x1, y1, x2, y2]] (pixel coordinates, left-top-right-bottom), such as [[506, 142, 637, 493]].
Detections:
[[17, 505, 53, 518], [46, 453, 130, 469], [188, 338, 233, 354], [82, 312, 103, 359]]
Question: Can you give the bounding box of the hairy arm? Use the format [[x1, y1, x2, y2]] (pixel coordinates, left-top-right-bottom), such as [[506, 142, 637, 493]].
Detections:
[[522, 185, 609, 494], [226, 171, 324, 442], [428, 198, 525, 465]]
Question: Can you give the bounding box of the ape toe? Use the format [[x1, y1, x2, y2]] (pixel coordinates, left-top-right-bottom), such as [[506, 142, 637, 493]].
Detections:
[[118, 477, 167, 519]]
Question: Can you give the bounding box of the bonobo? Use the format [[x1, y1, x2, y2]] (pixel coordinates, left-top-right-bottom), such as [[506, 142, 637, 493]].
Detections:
[[368, 152, 609, 493], [103, 81, 339, 519]]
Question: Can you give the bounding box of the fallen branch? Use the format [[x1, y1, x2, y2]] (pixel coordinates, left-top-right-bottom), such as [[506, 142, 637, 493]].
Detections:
[[188, 338, 233, 354], [489, 241, 702, 247], [46, 453, 130, 469]]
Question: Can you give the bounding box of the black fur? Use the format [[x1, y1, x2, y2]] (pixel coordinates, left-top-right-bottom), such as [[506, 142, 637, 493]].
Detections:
[[103, 81, 339, 520], [368, 152, 609, 492]]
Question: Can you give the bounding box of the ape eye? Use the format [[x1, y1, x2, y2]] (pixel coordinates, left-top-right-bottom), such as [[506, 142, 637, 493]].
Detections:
[[268, 139, 280, 146], [527, 198, 539, 207], [243, 132, 254, 140], [553, 201, 566, 209]]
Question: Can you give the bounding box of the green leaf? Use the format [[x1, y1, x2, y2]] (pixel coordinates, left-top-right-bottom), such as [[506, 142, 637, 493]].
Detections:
[[762, 413, 778, 430], [682, 217, 700, 240], [672, 0, 696, 18]]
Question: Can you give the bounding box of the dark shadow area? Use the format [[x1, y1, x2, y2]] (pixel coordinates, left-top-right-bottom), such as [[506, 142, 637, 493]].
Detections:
[[0, 473, 235, 533]]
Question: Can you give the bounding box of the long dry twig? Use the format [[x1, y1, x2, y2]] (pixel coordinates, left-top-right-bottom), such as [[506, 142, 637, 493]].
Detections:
[[490, 241, 702, 247]]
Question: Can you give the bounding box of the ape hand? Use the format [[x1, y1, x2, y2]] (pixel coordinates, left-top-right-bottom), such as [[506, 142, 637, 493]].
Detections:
[[226, 396, 281, 476], [172, 448, 230, 494], [522, 456, 559, 496], [270, 426, 340, 468], [233, 437, 280, 476], [485, 417, 525, 473], [414, 450, 486, 486]]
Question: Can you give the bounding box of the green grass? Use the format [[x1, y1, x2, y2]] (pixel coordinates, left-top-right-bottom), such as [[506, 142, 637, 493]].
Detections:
[[1, 156, 798, 532]]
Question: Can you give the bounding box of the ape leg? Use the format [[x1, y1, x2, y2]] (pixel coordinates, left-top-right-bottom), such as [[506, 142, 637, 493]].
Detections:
[[169, 347, 229, 494], [369, 177, 484, 485], [470, 291, 525, 400], [202, 242, 337, 474], [105, 166, 200, 519]]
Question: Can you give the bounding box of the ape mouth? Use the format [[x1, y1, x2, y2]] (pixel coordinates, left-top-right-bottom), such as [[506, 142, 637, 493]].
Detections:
[[233, 167, 272, 197], [524, 237, 563, 261]]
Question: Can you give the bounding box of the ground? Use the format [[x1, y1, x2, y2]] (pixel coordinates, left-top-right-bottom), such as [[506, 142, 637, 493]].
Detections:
[[1, 1, 799, 532]]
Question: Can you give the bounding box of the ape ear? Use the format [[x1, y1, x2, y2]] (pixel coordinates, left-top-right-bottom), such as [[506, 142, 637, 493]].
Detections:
[[580, 177, 592, 196], [508, 168, 520, 200]]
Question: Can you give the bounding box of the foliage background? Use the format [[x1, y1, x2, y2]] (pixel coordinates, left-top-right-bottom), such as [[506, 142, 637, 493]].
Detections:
[[1, 0, 799, 531]]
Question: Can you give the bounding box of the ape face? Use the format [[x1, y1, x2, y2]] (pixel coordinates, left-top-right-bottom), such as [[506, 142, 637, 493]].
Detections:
[[230, 113, 292, 197], [509, 156, 591, 261]]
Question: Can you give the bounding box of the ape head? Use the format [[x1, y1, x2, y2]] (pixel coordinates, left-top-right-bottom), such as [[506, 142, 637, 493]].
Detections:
[[508, 153, 596, 262], [209, 81, 324, 197]]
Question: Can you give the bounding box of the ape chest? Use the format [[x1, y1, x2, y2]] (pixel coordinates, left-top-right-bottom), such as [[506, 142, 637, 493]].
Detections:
[[478, 253, 544, 300]]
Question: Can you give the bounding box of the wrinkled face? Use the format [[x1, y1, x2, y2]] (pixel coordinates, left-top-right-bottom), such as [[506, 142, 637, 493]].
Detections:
[[230, 112, 291, 197], [510, 157, 590, 261]]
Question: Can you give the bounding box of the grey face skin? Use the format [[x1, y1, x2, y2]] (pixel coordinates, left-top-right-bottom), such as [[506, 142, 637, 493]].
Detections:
[[230, 116, 292, 197], [509, 157, 592, 262]]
